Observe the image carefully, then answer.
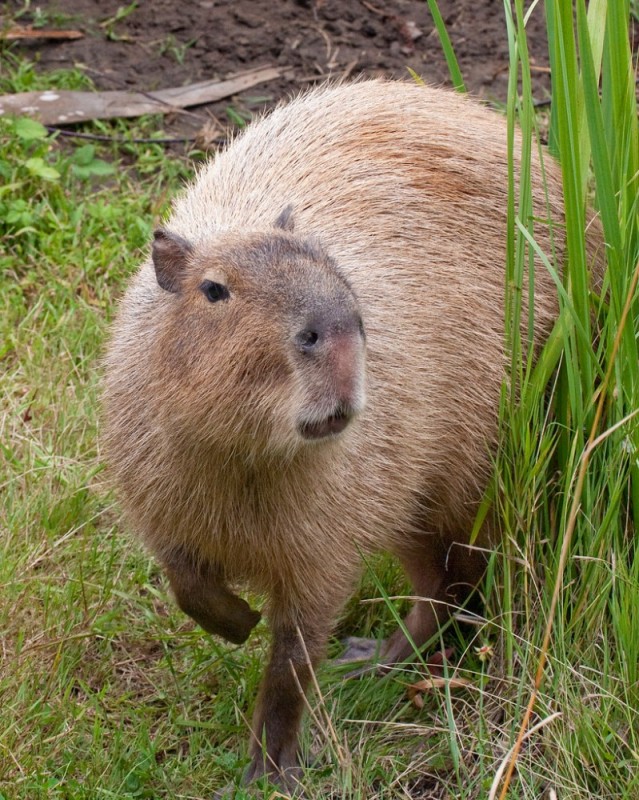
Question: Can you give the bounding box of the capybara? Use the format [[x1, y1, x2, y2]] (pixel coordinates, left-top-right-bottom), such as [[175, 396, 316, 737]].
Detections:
[[103, 79, 602, 790]]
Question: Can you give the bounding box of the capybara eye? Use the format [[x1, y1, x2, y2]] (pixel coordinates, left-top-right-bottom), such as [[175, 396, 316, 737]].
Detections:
[[200, 280, 230, 303]]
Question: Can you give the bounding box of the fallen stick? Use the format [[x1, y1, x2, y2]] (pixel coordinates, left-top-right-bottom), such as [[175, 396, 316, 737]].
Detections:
[[0, 65, 282, 125], [1, 26, 84, 40]]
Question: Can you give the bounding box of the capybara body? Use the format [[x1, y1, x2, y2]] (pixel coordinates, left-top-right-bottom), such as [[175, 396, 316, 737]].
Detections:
[[104, 80, 599, 788]]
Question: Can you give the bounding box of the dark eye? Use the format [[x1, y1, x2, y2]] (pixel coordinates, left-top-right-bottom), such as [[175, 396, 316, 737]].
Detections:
[[200, 280, 230, 303]]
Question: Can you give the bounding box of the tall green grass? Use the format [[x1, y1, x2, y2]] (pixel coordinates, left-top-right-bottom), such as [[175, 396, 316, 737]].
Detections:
[[428, 0, 638, 796], [486, 0, 639, 796]]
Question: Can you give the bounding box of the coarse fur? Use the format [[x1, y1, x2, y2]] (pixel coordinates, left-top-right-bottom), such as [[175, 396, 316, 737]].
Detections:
[[103, 79, 603, 790]]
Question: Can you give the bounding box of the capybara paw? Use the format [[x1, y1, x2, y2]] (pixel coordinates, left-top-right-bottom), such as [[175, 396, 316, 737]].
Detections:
[[242, 755, 303, 796], [214, 603, 261, 645], [335, 635, 382, 664], [196, 598, 261, 645]]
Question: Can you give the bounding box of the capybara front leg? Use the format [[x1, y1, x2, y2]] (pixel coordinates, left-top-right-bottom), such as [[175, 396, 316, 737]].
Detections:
[[164, 556, 261, 645], [244, 621, 327, 792]]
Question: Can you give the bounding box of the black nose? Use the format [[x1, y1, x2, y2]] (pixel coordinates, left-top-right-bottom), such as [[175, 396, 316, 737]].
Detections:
[[295, 329, 320, 353]]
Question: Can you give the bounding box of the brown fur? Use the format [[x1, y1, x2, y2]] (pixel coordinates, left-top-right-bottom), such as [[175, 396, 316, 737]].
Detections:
[[103, 79, 603, 790]]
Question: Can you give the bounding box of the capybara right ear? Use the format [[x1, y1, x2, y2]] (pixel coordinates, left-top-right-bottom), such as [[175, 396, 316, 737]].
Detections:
[[274, 204, 294, 232], [152, 228, 193, 293]]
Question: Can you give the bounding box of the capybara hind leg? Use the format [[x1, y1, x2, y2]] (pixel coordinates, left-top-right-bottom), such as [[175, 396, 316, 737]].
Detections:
[[381, 537, 485, 666], [381, 588, 447, 666], [338, 539, 486, 672], [244, 620, 328, 792], [335, 545, 450, 672], [164, 557, 261, 645]]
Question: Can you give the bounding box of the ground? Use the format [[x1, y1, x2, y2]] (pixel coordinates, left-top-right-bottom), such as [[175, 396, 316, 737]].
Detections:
[[6, 0, 552, 139]]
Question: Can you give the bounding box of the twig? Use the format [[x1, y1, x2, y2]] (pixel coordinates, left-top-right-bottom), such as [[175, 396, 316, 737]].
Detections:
[[1, 26, 83, 40], [360, 0, 387, 16], [488, 712, 562, 799], [58, 64, 207, 121], [45, 126, 207, 145]]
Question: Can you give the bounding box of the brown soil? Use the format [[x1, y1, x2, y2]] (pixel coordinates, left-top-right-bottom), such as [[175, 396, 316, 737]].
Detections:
[[6, 0, 552, 140]]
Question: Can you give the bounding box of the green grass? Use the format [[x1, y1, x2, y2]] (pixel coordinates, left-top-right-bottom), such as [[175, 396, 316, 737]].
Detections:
[[488, 1, 639, 798], [1, 3, 639, 798]]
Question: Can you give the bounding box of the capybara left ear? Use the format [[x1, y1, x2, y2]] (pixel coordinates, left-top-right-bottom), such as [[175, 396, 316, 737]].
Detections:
[[152, 228, 193, 293]]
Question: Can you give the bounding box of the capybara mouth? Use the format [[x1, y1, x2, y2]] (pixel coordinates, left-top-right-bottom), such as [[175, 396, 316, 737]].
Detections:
[[298, 407, 353, 440]]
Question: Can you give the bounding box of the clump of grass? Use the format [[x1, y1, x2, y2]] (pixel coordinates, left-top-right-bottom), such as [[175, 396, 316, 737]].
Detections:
[[485, 0, 639, 797], [0, 58, 220, 799]]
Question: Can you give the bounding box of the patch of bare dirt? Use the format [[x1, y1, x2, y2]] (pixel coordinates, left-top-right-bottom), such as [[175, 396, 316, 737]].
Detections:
[[5, 0, 552, 139]]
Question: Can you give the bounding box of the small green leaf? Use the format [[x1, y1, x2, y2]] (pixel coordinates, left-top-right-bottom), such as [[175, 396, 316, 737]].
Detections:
[[72, 143, 96, 166], [0, 182, 23, 198], [14, 117, 49, 141], [24, 157, 60, 181], [72, 159, 116, 179], [6, 202, 34, 227], [90, 159, 115, 175], [225, 106, 247, 127], [0, 161, 12, 180]]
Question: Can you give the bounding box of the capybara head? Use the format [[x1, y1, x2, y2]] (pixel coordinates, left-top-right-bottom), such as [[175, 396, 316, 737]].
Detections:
[[147, 208, 367, 457]]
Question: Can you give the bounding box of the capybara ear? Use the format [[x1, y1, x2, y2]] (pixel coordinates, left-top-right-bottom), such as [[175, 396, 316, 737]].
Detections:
[[152, 228, 193, 293], [274, 204, 294, 232]]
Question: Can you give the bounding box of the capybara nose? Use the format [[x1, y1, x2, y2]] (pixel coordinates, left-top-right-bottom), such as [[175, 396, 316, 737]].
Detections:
[[295, 328, 320, 353], [295, 312, 364, 356]]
